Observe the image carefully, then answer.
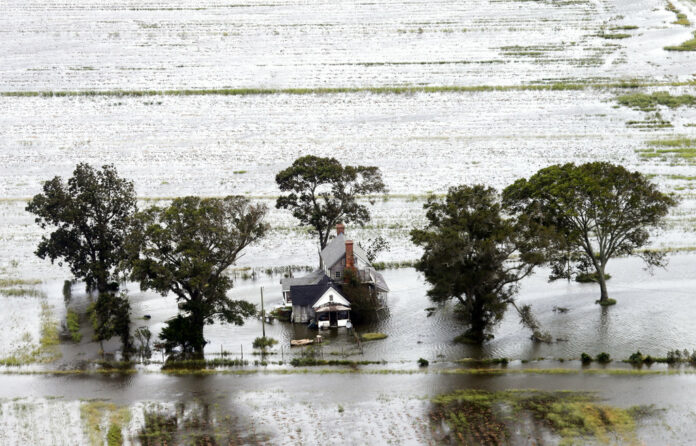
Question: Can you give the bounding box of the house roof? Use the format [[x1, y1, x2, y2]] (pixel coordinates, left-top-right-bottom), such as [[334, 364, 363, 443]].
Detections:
[[280, 268, 325, 292], [289, 276, 334, 306], [320, 233, 371, 269]]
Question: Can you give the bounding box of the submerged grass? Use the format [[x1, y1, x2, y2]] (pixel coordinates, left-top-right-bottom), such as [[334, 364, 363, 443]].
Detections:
[[360, 332, 388, 341], [2, 80, 695, 98], [617, 92, 696, 111], [667, 1, 691, 26], [431, 389, 639, 445], [638, 137, 696, 163], [0, 287, 46, 298], [665, 32, 696, 51], [66, 308, 82, 343], [81, 401, 130, 446]]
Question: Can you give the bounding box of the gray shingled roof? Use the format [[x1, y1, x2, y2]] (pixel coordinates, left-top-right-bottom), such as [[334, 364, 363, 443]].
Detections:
[[280, 268, 325, 292], [320, 233, 346, 268], [320, 233, 371, 269]]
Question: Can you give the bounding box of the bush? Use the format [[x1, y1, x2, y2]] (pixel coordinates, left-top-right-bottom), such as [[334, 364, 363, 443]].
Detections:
[[628, 351, 644, 364], [580, 353, 592, 364], [575, 272, 611, 283], [596, 352, 611, 363], [418, 358, 429, 367], [253, 336, 278, 350]]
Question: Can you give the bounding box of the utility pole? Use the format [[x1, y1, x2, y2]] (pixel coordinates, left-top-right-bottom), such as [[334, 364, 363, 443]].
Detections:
[[261, 286, 265, 338]]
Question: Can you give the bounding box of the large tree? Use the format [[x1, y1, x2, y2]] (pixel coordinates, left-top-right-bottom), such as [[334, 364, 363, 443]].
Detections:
[[503, 162, 677, 305], [26, 163, 137, 294], [275, 155, 387, 250], [411, 185, 548, 344], [127, 196, 268, 356]]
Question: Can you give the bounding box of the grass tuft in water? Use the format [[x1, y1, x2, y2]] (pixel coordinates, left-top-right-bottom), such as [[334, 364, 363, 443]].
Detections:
[[431, 389, 640, 445]]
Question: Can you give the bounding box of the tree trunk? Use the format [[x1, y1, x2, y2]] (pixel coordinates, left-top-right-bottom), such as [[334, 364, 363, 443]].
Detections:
[[596, 265, 609, 303], [191, 312, 207, 357], [467, 297, 488, 343]]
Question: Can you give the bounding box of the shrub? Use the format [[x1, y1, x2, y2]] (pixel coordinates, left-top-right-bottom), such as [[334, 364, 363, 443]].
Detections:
[[628, 351, 644, 364], [596, 352, 611, 363], [252, 336, 278, 350], [418, 358, 429, 367], [580, 353, 592, 364]]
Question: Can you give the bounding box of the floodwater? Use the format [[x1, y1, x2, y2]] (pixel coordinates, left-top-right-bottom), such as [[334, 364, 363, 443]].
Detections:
[[123, 253, 696, 363], [3, 0, 696, 443], [2, 370, 696, 444]]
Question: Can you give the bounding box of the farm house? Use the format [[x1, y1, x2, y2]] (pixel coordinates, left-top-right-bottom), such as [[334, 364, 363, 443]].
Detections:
[[280, 223, 390, 327]]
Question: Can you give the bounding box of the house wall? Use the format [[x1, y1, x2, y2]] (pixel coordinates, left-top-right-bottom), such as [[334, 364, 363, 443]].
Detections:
[[291, 304, 315, 324]]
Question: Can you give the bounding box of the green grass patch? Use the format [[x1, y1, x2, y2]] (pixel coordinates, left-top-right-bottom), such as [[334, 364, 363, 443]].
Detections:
[[596, 298, 617, 306], [66, 308, 82, 343], [665, 32, 696, 51], [617, 92, 696, 111], [0, 278, 41, 287], [667, 2, 691, 26], [81, 401, 130, 446], [431, 389, 640, 445], [648, 136, 696, 147], [610, 25, 638, 30], [1, 80, 695, 99], [598, 32, 631, 39], [360, 332, 388, 341], [0, 288, 45, 298]]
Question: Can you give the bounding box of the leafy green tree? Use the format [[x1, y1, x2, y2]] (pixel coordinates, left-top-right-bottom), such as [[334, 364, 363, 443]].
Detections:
[[275, 155, 387, 250], [411, 185, 548, 344], [90, 292, 132, 354], [503, 162, 677, 305], [127, 196, 268, 356], [26, 163, 137, 294]]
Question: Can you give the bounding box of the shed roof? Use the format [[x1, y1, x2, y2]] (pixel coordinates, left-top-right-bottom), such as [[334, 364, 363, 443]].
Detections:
[[289, 276, 333, 306], [281, 268, 325, 292]]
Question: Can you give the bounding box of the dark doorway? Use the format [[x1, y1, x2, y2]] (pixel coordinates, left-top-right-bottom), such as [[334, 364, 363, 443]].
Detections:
[[330, 311, 338, 327]]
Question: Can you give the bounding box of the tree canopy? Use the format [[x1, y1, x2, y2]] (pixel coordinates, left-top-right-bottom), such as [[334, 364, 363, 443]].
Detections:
[[275, 155, 387, 250], [127, 196, 268, 356], [503, 162, 677, 304], [411, 185, 548, 343], [26, 163, 137, 294]]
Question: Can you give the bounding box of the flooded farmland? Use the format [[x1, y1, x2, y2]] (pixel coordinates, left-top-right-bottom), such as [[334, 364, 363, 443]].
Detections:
[[3, 0, 696, 444]]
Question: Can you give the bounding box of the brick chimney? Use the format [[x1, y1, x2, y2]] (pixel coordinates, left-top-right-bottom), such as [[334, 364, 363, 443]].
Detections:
[[336, 223, 345, 236], [345, 240, 355, 271]]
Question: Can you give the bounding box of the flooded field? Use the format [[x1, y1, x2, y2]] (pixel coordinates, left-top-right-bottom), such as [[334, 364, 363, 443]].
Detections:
[[3, 0, 696, 443]]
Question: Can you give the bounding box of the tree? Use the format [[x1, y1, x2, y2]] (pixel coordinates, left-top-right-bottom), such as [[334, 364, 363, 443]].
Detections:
[[275, 155, 387, 251], [26, 163, 137, 294], [127, 196, 268, 356], [90, 292, 132, 355], [360, 236, 390, 263], [503, 162, 677, 305], [410, 185, 548, 344]]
